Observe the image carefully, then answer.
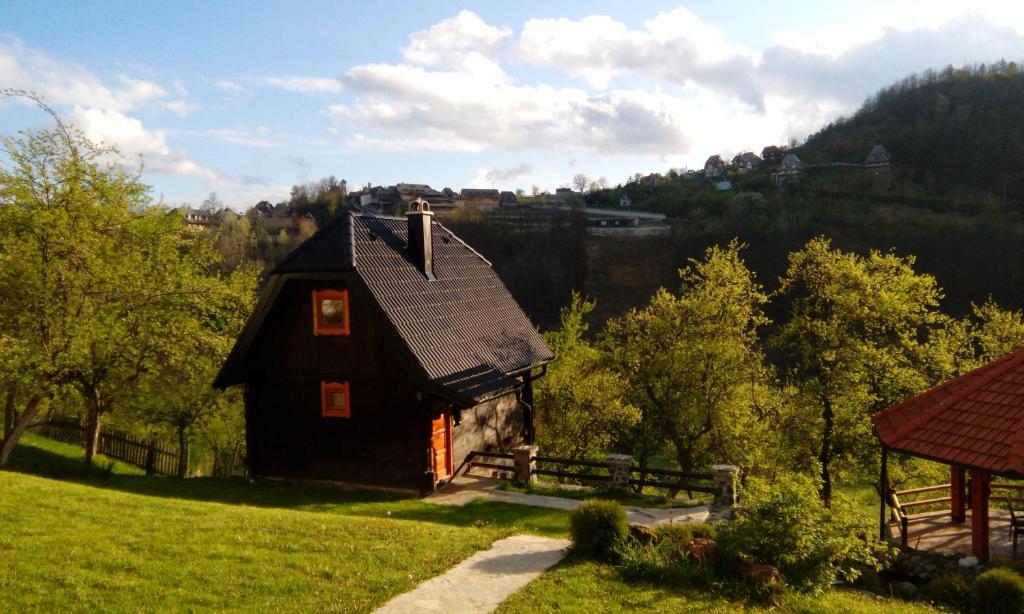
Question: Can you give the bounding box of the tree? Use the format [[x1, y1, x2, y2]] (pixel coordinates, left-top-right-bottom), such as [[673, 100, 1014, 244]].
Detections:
[[536, 294, 638, 463], [130, 267, 257, 476], [774, 238, 945, 503], [971, 299, 1024, 362], [604, 241, 770, 485], [572, 173, 589, 192], [201, 192, 224, 212], [531, 185, 541, 197], [0, 90, 257, 467]]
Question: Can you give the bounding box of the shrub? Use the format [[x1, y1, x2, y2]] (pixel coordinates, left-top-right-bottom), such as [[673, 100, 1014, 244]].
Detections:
[[615, 536, 711, 587], [970, 569, 1024, 614], [716, 474, 893, 593], [922, 574, 969, 611], [569, 499, 628, 560]]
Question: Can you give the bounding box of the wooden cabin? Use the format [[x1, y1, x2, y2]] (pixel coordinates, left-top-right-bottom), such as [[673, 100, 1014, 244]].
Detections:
[[214, 200, 554, 494]]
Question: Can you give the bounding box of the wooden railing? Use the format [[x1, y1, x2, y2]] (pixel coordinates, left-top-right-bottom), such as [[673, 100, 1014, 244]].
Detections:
[[30, 420, 180, 476], [889, 483, 953, 547], [890, 481, 1024, 547], [458, 450, 717, 495]]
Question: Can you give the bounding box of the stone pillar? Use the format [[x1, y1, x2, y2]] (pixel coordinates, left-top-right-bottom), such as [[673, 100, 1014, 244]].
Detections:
[[712, 464, 740, 506], [606, 453, 633, 491], [513, 445, 538, 485]]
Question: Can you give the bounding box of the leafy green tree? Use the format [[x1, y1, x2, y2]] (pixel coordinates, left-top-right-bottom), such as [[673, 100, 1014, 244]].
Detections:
[[604, 241, 770, 482], [130, 266, 257, 476], [0, 91, 258, 467], [536, 293, 638, 462], [970, 299, 1024, 361], [774, 237, 945, 503]]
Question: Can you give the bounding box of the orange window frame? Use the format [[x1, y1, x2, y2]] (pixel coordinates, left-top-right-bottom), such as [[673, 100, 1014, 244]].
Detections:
[[321, 381, 351, 418], [312, 289, 350, 336]]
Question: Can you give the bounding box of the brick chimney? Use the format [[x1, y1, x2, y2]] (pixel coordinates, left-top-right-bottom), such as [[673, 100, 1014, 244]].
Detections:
[[406, 197, 435, 280]]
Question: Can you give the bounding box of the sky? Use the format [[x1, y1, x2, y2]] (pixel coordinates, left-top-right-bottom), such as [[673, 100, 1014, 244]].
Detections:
[[1, 1, 1022, 209]]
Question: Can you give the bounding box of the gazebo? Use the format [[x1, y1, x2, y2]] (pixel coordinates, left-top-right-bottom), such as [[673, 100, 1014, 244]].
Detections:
[[872, 348, 1024, 560]]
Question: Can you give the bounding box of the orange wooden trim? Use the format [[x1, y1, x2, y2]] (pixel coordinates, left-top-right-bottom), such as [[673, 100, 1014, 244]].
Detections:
[[312, 289, 350, 336], [321, 381, 350, 418]]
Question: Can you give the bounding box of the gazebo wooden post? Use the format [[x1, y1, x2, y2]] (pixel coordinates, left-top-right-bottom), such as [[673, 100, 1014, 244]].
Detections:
[[879, 446, 889, 540], [969, 468, 990, 560], [950, 465, 966, 523]]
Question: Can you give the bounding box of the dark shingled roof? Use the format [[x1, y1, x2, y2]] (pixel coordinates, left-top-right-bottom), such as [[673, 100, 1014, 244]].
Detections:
[[237, 212, 553, 404], [873, 348, 1024, 477]]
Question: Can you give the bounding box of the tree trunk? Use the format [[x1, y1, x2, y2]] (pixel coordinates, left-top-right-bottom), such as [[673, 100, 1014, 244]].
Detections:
[[84, 406, 102, 465], [177, 424, 189, 478], [211, 443, 221, 478], [670, 444, 695, 499], [819, 396, 834, 506], [0, 395, 43, 467], [3, 388, 14, 439]]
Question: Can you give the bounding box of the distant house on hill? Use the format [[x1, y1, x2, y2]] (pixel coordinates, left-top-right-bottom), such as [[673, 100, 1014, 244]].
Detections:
[[178, 207, 216, 227], [732, 152, 763, 172], [551, 187, 576, 203], [771, 153, 804, 186], [704, 155, 726, 178], [499, 191, 517, 206], [460, 188, 501, 209], [761, 145, 783, 166], [864, 144, 891, 172], [215, 200, 554, 493]]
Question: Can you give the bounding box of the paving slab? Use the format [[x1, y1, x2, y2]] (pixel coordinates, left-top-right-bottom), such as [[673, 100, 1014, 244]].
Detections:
[[427, 475, 713, 526], [373, 534, 570, 614]]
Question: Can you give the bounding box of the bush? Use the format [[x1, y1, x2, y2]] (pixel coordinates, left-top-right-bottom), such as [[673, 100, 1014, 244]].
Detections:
[[970, 569, 1024, 614], [716, 474, 893, 593], [922, 574, 969, 611], [569, 499, 628, 560]]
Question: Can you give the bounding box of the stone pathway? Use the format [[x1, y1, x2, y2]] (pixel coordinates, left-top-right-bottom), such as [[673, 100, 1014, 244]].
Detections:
[[373, 534, 571, 614], [427, 474, 715, 527]]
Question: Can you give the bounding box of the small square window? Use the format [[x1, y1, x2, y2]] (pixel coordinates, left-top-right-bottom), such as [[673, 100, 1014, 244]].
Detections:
[[313, 289, 349, 335], [321, 381, 350, 418]]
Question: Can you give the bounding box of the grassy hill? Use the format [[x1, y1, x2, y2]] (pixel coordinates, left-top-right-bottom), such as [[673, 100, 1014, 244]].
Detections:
[[0, 433, 566, 612], [1, 434, 937, 613]]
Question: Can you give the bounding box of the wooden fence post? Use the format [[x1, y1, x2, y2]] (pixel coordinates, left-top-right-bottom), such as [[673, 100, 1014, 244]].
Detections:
[[145, 437, 157, 476]]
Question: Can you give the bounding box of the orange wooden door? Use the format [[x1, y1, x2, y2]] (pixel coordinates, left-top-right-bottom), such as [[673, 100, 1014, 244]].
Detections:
[[431, 411, 452, 480]]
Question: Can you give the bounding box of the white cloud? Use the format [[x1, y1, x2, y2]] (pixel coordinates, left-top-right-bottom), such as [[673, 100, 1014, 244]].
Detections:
[[161, 99, 200, 117], [70, 106, 217, 180], [331, 60, 690, 154], [518, 8, 759, 106], [0, 36, 216, 182], [468, 162, 533, 188], [169, 125, 280, 148], [403, 10, 512, 66], [213, 79, 247, 94], [265, 76, 343, 93], [0, 36, 164, 112]]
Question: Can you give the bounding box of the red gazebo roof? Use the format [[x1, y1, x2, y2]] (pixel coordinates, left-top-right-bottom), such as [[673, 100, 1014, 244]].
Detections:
[[873, 348, 1024, 477]]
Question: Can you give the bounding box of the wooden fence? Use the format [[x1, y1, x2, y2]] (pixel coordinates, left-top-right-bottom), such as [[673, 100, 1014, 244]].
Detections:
[[461, 450, 718, 495], [30, 420, 180, 476]]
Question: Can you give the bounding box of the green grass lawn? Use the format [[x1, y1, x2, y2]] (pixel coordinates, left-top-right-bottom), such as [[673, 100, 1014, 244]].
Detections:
[[2, 434, 938, 613], [0, 433, 567, 612]]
